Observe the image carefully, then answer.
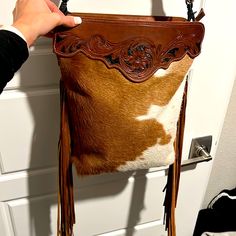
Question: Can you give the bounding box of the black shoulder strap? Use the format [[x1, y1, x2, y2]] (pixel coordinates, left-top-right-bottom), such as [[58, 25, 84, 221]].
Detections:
[[186, 0, 196, 21], [59, 0, 70, 15]]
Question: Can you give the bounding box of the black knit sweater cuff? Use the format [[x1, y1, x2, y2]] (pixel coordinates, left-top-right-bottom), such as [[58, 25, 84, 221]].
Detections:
[[0, 30, 29, 93]]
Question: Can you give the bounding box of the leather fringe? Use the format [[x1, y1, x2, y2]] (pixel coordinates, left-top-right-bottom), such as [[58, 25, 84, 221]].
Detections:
[[164, 79, 188, 236], [57, 79, 188, 236], [58, 81, 75, 236]]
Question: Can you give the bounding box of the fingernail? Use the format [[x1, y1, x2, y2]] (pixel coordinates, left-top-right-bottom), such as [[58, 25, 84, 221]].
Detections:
[[74, 16, 82, 25]]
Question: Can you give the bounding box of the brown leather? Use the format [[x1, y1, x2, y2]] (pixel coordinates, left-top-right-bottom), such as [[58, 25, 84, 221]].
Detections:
[[164, 79, 188, 236], [54, 13, 205, 236], [54, 13, 204, 82]]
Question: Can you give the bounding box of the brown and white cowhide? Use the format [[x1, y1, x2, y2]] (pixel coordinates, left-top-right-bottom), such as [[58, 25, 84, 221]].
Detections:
[[59, 54, 193, 175]]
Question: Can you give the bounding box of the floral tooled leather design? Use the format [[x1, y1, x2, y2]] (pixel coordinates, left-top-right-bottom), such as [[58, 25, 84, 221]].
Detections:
[[55, 31, 202, 82]]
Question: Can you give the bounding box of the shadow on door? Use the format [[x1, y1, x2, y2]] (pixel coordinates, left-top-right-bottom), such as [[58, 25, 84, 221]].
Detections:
[[19, 0, 168, 235]]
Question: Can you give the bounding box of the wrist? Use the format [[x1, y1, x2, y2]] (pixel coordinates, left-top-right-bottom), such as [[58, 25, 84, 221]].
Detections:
[[12, 21, 37, 46]]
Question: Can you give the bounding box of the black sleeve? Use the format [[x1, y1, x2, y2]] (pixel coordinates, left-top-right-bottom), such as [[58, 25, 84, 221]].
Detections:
[[0, 30, 29, 94]]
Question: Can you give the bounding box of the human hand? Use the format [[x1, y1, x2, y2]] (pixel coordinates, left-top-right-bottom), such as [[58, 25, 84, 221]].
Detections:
[[12, 0, 82, 46]]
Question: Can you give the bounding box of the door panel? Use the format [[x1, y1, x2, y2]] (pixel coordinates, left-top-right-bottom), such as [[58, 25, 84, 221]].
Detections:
[[3, 171, 166, 236], [0, 168, 57, 201], [5, 48, 60, 90], [98, 223, 166, 236], [0, 203, 10, 236], [0, 90, 59, 173]]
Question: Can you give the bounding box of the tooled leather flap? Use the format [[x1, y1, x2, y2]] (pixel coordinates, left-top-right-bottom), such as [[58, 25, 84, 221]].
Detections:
[[54, 13, 205, 82]]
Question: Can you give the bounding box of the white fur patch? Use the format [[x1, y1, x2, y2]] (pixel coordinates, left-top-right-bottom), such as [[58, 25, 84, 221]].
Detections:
[[117, 78, 186, 172], [153, 68, 169, 77]]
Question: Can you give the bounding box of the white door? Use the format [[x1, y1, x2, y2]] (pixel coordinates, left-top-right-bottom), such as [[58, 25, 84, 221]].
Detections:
[[1, 1, 236, 236]]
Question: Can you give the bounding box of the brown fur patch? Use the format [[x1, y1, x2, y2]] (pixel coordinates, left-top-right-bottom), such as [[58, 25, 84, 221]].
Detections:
[[59, 54, 193, 175]]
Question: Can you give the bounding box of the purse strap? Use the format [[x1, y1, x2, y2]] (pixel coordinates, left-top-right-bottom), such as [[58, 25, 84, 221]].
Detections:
[[186, 0, 196, 21], [59, 0, 69, 15], [59, 0, 201, 21]]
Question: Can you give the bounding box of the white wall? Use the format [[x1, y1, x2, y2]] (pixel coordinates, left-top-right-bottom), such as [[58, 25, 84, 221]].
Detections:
[[203, 79, 236, 208]]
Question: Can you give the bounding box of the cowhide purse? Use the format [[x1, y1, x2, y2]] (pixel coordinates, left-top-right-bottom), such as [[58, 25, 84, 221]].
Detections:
[[53, 1, 205, 235]]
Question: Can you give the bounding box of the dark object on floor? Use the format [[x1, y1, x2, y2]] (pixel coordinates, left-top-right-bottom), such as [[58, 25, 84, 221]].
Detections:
[[193, 188, 236, 236]]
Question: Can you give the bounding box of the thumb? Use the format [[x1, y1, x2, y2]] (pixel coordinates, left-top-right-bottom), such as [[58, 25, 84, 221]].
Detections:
[[60, 15, 82, 27]]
